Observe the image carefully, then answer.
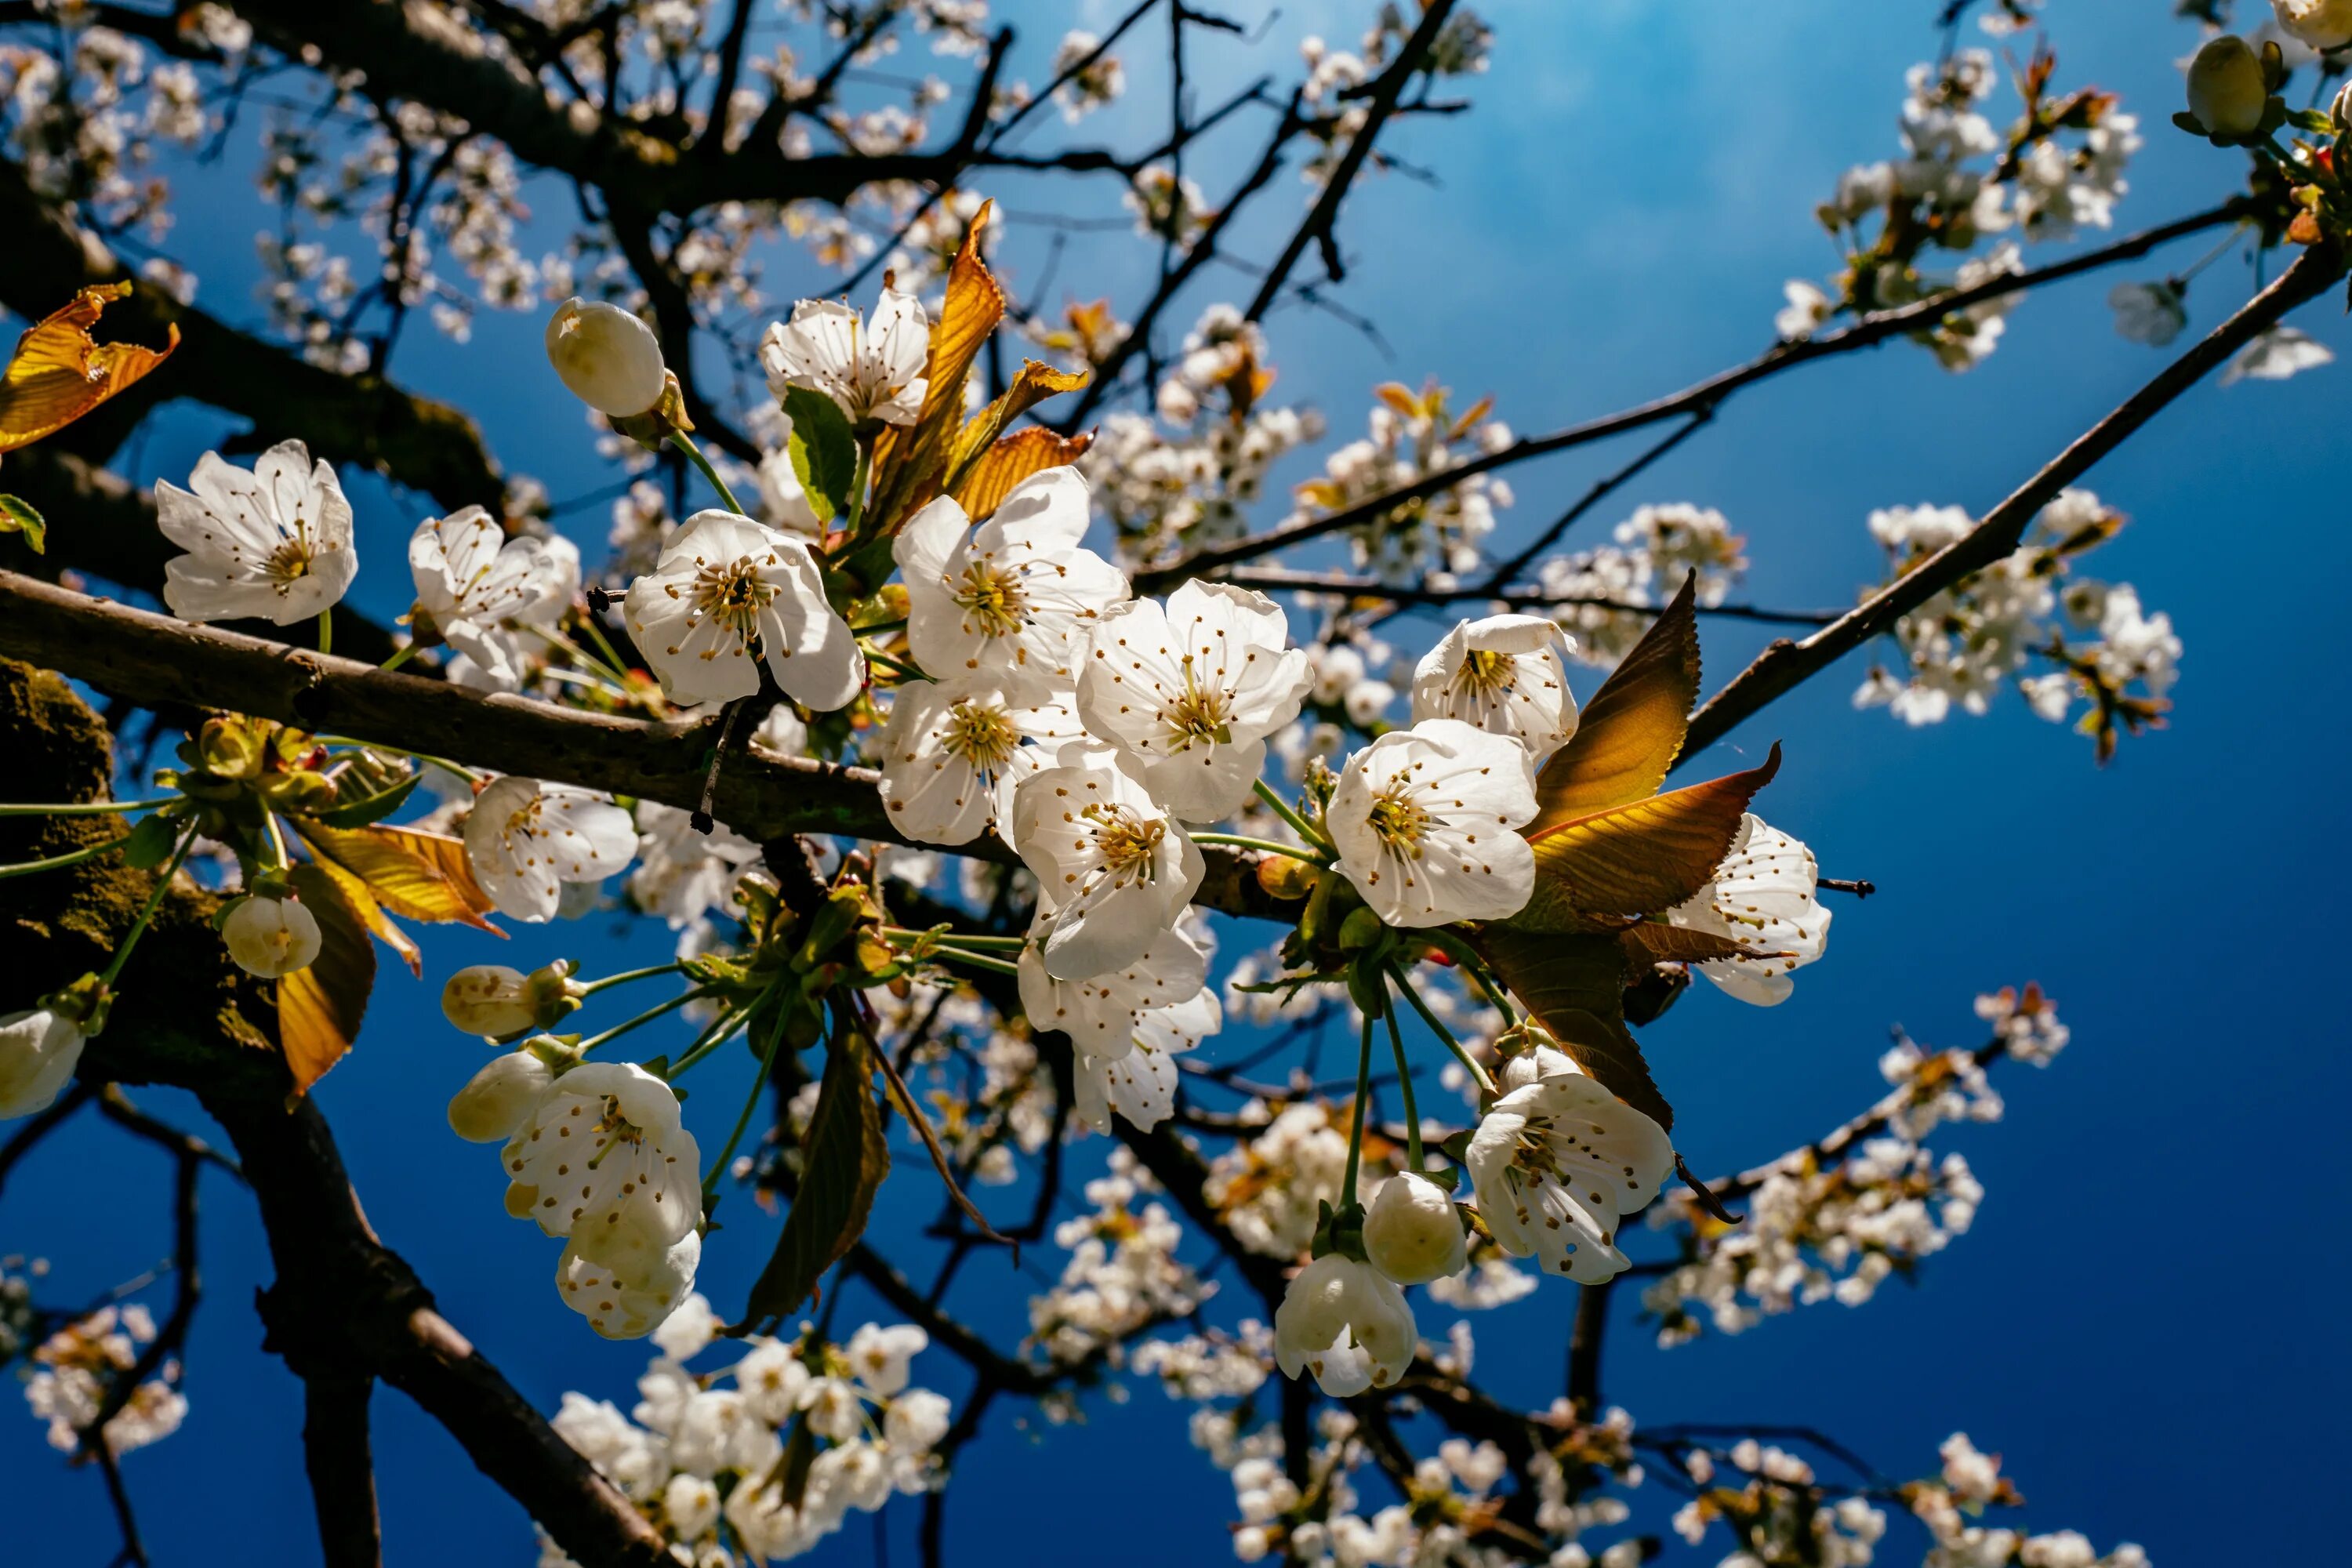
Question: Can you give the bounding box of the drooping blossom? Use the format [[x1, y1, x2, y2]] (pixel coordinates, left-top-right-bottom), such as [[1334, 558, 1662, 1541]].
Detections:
[[1466, 1062, 1675, 1285], [1009, 755, 1203, 980], [1664, 813, 1833, 1006], [1272, 1252, 1416, 1396], [463, 776, 637, 923]]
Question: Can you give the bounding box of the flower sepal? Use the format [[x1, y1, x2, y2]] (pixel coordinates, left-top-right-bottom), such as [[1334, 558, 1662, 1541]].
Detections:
[[41, 972, 112, 1037], [606, 369, 696, 453], [1308, 1196, 1368, 1264]]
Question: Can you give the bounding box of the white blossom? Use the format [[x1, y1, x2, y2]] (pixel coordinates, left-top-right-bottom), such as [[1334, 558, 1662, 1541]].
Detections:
[[2107, 280, 2186, 347], [555, 1228, 701, 1340], [1074, 581, 1312, 822], [1272, 1253, 1415, 1396], [1010, 754, 1204, 980], [448, 1050, 556, 1143], [1071, 984, 1219, 1134], [894, 467, 1128, 679], [1362, 1171, 1468, 1286], [1327, 718, 1539, 927], [155, 441, 356, 626], [2274, 0, 2352, 50], [407, 506, 572, 690], [1015, 923, 1208, 1058], [760, 285, 931, 426], [0, 1008, 86, 1120], [220, 892, 321, 978], [1468, 1064, 1675, 1283], [622, 510, 866, 711], [463, 777, 637, 922], [1408, 614, 1580, 764], [2221, 325, 2334, 386], [1664, 814, 1833, 1006], [503, 1061, 702, 1273], [877, 670, 1083, 845]]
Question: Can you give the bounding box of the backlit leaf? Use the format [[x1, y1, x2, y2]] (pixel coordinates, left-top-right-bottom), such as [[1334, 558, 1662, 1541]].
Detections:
[[297, 821, 498, 931], [1510, 743, 1781, 932], [1528, 575, 1700, 836], [866, 202, 1004, 530], [0, 283, 178, 455], [729, 1030, 889, 1336], [783, 384, 857, 524], [947, 427, 1096, 522], [1471, 927, 1675, 1131], [942, 358, 1089, 497], [1621, 922, 1761, 968], [0, 493, 46, 553], [307, 851, 423, 978], [278, 864, 376, 1099]]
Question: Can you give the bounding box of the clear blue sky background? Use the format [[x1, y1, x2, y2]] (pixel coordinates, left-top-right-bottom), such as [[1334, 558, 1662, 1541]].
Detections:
[[5, 2, 2340, 1563]]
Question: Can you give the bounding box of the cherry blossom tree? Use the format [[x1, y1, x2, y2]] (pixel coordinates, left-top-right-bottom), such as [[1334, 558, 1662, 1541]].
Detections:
[[0, 2, 2331, 1566]]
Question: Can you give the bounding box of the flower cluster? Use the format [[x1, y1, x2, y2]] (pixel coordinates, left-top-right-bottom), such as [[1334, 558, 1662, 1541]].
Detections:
[[23, 1301, 187, 1457], [1852, 489, 2181, 757], [546, 1298, 951, 1566], [1286, 380, 1516, 579]]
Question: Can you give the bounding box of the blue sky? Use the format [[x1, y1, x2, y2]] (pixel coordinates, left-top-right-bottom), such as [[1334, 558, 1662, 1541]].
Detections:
[[4, 2, 2342, 1563]]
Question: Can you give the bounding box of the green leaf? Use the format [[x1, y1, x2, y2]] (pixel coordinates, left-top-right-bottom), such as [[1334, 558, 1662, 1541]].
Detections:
[[783, 385, 857, 524], [728, 1031, 889, 1337], [1511, 743, 1781, 933], [312, 769, 419, 829], [118, 811, 182, 869], [278, 863, 377, 1100], [0, 493, 45, 553], [1472, 927, 1675, 1131], [1528, 575, 1700, 837], [2287, 107, 2337, 135]]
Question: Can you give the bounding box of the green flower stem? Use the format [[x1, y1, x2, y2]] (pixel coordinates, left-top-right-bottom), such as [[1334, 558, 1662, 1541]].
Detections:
[[1380, 975, 1425, 1171], [260, 810, 291, 873], [667, 430, 746, 515], [1420, 927, 1517, 1029], [862, 645, 925, 680], [318, 609, 332, 657], [378, 642, 419, 673], [524, 623, 631, 689], [578, 986, 714, 1054], [0, 798, 175, 818], [0, 834, 136, 880], [881, 927, 1025, 952], [575, 608, 635, 685], [703, 996, 789, 1197], [1252, 779, 1334, 854], [1189, 832, 1327, 862], [850, 616, 906, 637], [96, 826, 198, 989], [578, 961, 686, 996], [927, 946, 1022, 978], [667, 1006, 753, 1078], [844, 442, 873, 540], [1340, 1004, 1377, 1206], [1389, 960, 1498, 1098], [317, 737, 484, 785]]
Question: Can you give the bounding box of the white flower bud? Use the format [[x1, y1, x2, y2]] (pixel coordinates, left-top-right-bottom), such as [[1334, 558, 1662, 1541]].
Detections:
[[448, 1050, 555, 1142], [545, 298, 667, 417], [2274, 0, 2352, 51], [222, 895, 322, 978], [2186, 37, 2268, 139], [1361, 1171, 1468, 1286], [441, 964, 536, 1036], [0, 1008, 88, 1120]]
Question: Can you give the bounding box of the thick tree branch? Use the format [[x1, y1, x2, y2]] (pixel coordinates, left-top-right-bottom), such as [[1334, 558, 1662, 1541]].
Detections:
[[1680, 241, 2343, 760], [303, 1374, 383, 1568]]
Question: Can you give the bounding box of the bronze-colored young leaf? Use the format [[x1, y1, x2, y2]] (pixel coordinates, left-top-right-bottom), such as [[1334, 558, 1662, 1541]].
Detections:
[[1510, 743, 1780, 933], [0, 283, 179, 455], [729, 1030, 890, 1336], [298, 821, 498, 931], [278, 864, 376, 1099], [941, 358, 1089, 498], [871, 1028, 1014, 1254], [948, 426, 1096, 522], [1471, 927, 1675, 1131], [865, 202, 1005, 531], [306, 851, 423, 978], [1527, 575, 1700, 837], [1621, 921, 1762, 968]]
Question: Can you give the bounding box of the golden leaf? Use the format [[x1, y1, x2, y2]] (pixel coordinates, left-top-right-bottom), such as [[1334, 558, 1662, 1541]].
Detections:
[[297, 821, 499, 931], [1510, 743, 1780, 933], [948, 427, 1095, 521], [307, 851, 424, 978], [278, 865, 377, 1099], [1527, 575, 1700, 836], [866, 201, 1005, 529], [941, 357, 1089, 499], [0, 283, 178, 455], [1471, 928, 1675, 1131]]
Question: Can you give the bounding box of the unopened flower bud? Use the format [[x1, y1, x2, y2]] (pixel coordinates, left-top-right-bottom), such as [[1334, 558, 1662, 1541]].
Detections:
[[2186, 36, 2268, 140], [441, 964, 536, 1036], [524, 960, 590, 1026], [447, 1050, 555, 1142], [0, 1007, 89, 1119], [1361, 1171, 1468, 1286], [221, 894, 322, 978], [545, 298, 667, 418]]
